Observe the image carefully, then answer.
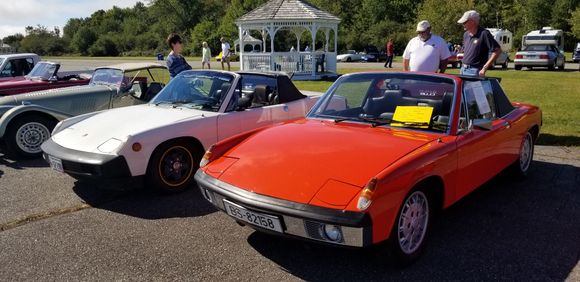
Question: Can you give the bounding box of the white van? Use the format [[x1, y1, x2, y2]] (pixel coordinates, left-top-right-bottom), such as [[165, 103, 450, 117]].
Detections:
[[487, 28, 512, 69]]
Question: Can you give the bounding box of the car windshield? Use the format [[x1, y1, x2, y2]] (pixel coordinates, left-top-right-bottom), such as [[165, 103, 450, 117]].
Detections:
[[523, 45, 552, 51], [90, 68, 125, 87], [150, 70, 235, 112], [0, 58, 4, 66], [26, 62, 57, 80], [308, 73, 456, 133]]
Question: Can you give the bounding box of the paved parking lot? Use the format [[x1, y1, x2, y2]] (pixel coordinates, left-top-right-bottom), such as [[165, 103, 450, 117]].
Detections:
[[0, 146, 578, 281]]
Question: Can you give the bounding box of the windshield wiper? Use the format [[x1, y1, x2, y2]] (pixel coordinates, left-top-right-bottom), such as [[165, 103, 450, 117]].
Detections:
[[389, 120, 431, 128], [357, 116, 391, 127]]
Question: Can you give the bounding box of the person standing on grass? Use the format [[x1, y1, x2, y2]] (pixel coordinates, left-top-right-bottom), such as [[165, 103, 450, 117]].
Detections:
[[457, 10, 501, 76], [201, 41, 212, 69], [166, 33, 191, 79], [402, 20, 451, 73], [384, 38, 394, 68], [220, 37, 231, 71]]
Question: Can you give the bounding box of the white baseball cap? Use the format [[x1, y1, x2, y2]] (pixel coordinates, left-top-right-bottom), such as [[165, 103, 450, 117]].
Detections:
[[416, 20, 431, 32], [458, 10, 480, 24]]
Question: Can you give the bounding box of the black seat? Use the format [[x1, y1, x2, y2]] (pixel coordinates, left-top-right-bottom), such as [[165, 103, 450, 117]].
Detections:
[[143, 82, 163, 101], [238, 91, 253, 109], [252, 85, 271, 107], [363, 89, 403, 117]]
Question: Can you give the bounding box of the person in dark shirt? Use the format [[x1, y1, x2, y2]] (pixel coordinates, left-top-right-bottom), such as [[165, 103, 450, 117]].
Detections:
[[384, 38, 394, 68], [457, 10, 501, 76], [166, 33, 192, 79]]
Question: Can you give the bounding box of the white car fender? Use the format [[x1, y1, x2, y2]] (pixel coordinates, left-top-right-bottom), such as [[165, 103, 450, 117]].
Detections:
[[118, 115, 219, 177]]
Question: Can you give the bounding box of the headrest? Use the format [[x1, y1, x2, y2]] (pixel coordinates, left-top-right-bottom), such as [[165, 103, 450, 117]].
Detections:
[[253, 85, 270, 105]]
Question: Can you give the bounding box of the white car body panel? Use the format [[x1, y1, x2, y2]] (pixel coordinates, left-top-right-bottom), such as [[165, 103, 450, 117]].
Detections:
[[49, 72, 322, 177]]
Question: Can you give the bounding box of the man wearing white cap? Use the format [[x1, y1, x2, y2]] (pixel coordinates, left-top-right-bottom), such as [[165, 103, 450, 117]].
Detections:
[[403, 20, 451, 73], [457, 10, 501, 76]]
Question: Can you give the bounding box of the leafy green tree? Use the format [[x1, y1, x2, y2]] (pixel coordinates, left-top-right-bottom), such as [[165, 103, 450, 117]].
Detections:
[[71, 26, 97, 55], [571, 7, 580, 40], [415, 0, 475, 45]]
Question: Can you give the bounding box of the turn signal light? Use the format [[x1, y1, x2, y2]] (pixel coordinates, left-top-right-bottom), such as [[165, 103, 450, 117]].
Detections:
[[132, 142, 142, 152], [356, 178, 377, 211], [200, 146, 213, 167]]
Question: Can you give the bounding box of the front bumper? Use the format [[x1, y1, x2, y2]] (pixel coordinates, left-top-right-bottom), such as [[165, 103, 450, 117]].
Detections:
[[41, 138, 142, 189], [195, 170, 373, 247]]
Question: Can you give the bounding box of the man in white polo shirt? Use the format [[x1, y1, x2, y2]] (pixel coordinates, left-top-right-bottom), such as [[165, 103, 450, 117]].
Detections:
[[403, 20, 451, 73]]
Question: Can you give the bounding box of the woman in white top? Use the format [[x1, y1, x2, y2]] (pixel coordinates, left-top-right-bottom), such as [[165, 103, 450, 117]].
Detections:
[[201, 41, 211, 69]]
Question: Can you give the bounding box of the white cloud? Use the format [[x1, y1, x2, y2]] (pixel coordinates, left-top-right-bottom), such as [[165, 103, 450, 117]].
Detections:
[[0, 0, 142, 38]]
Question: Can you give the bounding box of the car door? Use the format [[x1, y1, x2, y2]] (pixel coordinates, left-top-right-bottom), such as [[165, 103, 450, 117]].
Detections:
[[216, 83, 273, 140], [455, 79, 514, 198]]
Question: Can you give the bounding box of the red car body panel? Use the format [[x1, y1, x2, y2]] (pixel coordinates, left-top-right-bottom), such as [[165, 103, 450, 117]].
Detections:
[[199, 73, 542, 245], [0, 78, 89, 96]]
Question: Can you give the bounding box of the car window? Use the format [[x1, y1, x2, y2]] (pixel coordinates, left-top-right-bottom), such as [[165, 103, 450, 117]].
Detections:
[[310, 73, 456, 133], [0, 60, 12, 77], [150, 70, 235, 112], [463, 80, 497, 121], [523, 45, 550, 52]]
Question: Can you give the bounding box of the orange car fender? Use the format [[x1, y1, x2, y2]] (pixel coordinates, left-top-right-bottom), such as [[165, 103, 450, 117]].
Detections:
[[352, 136, 459, 243]]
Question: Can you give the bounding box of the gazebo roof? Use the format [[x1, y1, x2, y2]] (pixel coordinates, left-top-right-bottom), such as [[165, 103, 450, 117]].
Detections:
[[237, 0, 340, 23], [234, 34, 262, 45]]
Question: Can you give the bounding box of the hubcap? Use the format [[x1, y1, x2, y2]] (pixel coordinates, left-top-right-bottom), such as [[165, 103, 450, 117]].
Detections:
[[15, 122, 50, 154], [397, 191, 429, 255], [519, 134, 533, 172], [159, 146, 193, 187]]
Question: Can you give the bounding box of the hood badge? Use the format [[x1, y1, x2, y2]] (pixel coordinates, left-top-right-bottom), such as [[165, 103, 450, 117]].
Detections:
[[82, 133, 88, 137]]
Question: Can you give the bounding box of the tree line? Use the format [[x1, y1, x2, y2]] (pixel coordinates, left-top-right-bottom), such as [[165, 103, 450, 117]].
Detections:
[[2, 0, 579, 57]]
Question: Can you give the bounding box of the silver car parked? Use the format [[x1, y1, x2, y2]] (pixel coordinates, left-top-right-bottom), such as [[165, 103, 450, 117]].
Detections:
[[0, 62, 168, 158], [514, 45, 565, 70]]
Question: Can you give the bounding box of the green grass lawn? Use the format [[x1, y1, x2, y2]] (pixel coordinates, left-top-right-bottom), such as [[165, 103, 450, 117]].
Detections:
[[295, 67, 580, 146]]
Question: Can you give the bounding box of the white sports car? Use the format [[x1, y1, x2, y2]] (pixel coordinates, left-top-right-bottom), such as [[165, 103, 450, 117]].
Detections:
[[41, 70, 323, 192], [337, 50, 363, 62]]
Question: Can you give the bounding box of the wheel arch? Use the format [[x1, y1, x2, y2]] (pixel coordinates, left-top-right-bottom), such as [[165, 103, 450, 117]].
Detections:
[[145, 136, 206, 173], [529, 124, 540, 141], [410, 175, 445, 212], [0, 106, 67, 138]]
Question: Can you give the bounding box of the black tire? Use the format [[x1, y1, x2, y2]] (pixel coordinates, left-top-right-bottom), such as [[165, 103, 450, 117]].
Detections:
[[502, 60, 508, 69], [346, 57, 352, 62], [548, 61, 556, 70], [509, 131, 535, 178], [388, 187, 433, 266], [146, 140, 202, 193], [4, 115, 56, 159], [514, 65, 522, 71]]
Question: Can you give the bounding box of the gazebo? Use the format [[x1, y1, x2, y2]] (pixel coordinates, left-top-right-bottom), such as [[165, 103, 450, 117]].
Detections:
[[234, 34, 262, 53], [236, 0, 340, 80]]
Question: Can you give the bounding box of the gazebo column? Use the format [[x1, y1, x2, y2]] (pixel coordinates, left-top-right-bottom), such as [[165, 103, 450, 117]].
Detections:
[[310, 24, 319, 77], [261, 29, 268, 53], [238, 26, 245, 70], [291, 28, 305, 51]]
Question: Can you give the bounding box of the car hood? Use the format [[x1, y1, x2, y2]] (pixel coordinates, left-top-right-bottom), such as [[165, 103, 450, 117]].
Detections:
[[217, 119, 438, 205], [52, 104, 216, 152]]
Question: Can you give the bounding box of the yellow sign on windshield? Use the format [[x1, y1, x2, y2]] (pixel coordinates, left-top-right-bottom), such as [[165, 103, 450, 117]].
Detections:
[[392, 106, 433, 128]]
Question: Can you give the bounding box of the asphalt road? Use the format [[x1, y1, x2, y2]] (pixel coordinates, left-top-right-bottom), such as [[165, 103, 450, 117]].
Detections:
[[0, 146, 578, 281], [55, 58, 580, 72]]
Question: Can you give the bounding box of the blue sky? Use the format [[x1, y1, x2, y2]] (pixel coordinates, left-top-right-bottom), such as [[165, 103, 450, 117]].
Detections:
[[0, 0, 141, 38]]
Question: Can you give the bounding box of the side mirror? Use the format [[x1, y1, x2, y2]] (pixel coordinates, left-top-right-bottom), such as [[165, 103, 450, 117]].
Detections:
[[472, 119, 492, 130]]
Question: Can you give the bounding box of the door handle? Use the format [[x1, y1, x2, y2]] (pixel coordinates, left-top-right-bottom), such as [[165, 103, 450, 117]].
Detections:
[[503, 121, 510, 129], [283, 105, 289, 112]]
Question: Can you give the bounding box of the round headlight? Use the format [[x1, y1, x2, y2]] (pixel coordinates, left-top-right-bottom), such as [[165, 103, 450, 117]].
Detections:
[[323, 225, 342, 242]]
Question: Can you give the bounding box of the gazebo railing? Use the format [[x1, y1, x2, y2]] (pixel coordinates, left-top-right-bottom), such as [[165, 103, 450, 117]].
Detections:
[[242, 52, 336, 76]]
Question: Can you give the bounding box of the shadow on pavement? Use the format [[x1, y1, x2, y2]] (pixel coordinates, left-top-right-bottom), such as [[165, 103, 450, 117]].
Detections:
[[73, 182, 216, 220], [0, 154, 49, 170], [246, 161, 579, 281]]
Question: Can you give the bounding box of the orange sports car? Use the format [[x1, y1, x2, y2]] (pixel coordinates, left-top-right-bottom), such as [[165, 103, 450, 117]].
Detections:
[[195, 72, 542, 264]]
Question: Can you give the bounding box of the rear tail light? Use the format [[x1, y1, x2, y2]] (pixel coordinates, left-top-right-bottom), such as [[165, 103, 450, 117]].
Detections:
[[539, 54, 549, 59], [515, 54, 523, 59]]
